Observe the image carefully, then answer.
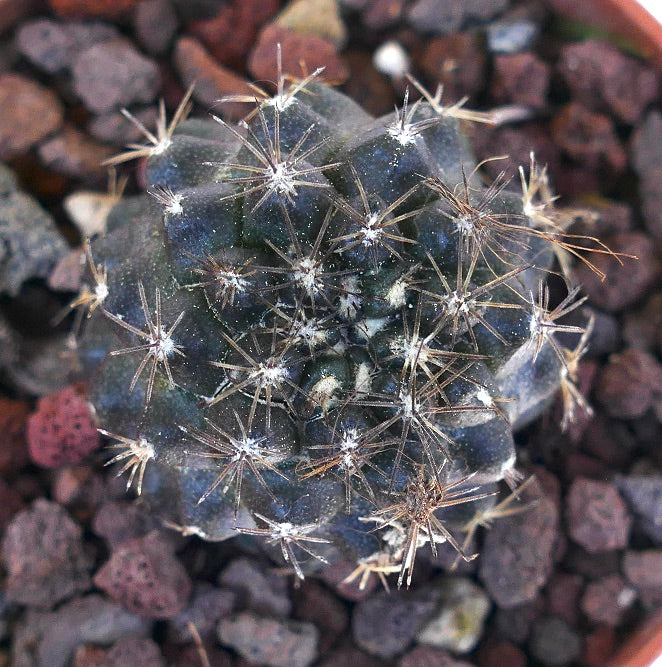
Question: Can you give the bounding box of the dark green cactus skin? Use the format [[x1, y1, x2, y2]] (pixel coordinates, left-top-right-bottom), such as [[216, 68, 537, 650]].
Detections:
[[78, 75, 583, 585]]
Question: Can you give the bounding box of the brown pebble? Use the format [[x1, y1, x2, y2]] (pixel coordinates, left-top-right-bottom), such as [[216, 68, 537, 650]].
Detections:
[[249, 24, 349, 85], [173, 36, 254, 120], [27, 384, 100, 468], [0, 73, 63, 160], [491, 53, 550, 108], [1, 499, 92, 609], [72, 38, 160, 114], [293, 580, 348, 654], [0, 397, 30, 475], [100, 638, 164, 667], [580, 573, 636, 626], [132, 0, 178, 56], [566, 477, 631, 553], [416, 32, 486, 102], [479, 476, 559, 608], [595, 348, 662, 420], [551, 102, 627, 171], [94, 531, 192, 619], [476, 640, 526, 667], [188, 0, 280, 70], [558, 39, 659, 124], [38, 124, 115, 181], [623, 550, 662, 605], [581, 626, 616, 667], [574, 232, 660, 313], [218, 612, 319, 667], [545, 572, 584, 626]]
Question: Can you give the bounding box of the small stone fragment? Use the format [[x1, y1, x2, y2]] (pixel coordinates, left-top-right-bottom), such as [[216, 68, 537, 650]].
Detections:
[[529, 616, 582, 666], [13, 595, 151, 667], [582, 626, 617, 667], [566, 478, 632, 553], [132, 0, 178, 55], [616, 475, 662, 543], [0, 163, 68, 296], [1, 499, 92, 609], [218, 557, 292, 617], [479, 476, 559, 608], [594, 349, 662, 420], [0, 397, 30, 475], [48, 248, 84, 293], [623, 550, 662, 605], [417, 33, 486, 101], [93, 531, 191, 619], [16, 19, 118, 73], [100, 638, 164, 667], [167, 582, 235, 643], [218, 612, 319, 667], [249, 24, 349, 85], [187, 0, 280, 69], [0, 74, 63, 159], [352, 589, 437, 659], [487, 19, 539, 54], [173, 36, 254, 119], [623, 292, 662, 354], [294, 580, 348, 653], [476, 640, 527, 667], [416, 577, 491, 653], [491, 53, 549, 108], [407, 0, 508, 34], [72, 38, 160, 114], [558, 39, 659, 124], [545, 572, 584, 626], [630, 111, 662, 238], [27, 384, 100, 468], [92, 500, 159, 548], [276, 0, 347, 48], [551, 102, 627, 171], [574, 232, 660, 312], [38, 124, 115, 181], [581, 574, 636, 626]]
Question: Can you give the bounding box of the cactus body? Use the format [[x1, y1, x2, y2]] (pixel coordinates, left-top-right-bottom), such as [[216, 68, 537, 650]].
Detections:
[[78, 72, 588, 586]]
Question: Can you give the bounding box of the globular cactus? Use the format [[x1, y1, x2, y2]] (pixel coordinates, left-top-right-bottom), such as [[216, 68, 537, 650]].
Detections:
[[74, 58, 595, 588]]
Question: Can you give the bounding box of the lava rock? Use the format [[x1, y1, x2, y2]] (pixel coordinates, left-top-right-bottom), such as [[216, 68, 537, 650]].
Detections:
[[479, 477, 559, 608], [623, 550, 662, 605], [616, 475, 662, 543], [72, 38, 160, 114], [407, 0, 508, 35], [27, 383, 100, 468], [1, 499, 92, 609], [0, 74, 63, 160], [594, 348, 662, 420], [12, 594, 151, 667], [580, 574, 636, 626], [173, 36, 254, 119], [566, 478, 632, 553], [94, 530, 192, 619], [132, 0, 178, 55], [558, 39, 659, 125], [529, 616, 582, 666], [352, 589, 437, 659], [218, 612, 319, 667], [167, 582, 236, 643], [218, 557, 292, 617], [574, 233, 660, 312], [16, 18, 118, 73]]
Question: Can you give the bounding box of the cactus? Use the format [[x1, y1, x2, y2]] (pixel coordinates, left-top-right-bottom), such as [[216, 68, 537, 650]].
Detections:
[[75, 61, 596, 588]]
